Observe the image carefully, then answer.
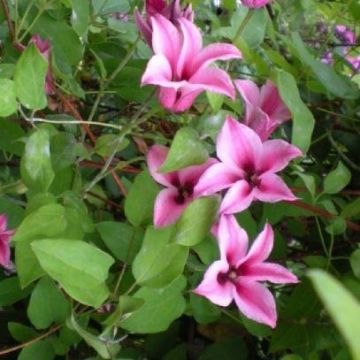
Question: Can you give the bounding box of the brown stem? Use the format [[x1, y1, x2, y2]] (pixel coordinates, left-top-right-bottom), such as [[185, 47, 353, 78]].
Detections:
[[87, 191, 122, 210], [1, 0, 15, 41], [0, 325, 61, 356], [54, 88, 128, 196], [288, 200, 360, 232]]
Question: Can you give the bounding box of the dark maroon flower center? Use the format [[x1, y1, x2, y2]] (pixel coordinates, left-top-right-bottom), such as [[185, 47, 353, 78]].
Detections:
[[174, 184, 193, 204], [245, 172, 261, 188], [242, 164, 261, 188], [217, 267, 240, 285]]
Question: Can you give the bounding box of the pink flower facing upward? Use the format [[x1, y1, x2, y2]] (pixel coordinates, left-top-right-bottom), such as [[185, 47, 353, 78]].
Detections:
[[195, 117, 301, 215], [147, 145, 216, 227], [241, 0, 272, 8], [194, 215, 298, 328], [235, 79, 291, 141], [141, 15, 242, 112], [135, 0, 193, 46], [0, 214, 15, 268]]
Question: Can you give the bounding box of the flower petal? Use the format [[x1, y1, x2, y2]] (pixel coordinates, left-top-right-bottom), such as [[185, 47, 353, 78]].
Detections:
[[146, 0, 167, 16], [141, 54, 173, 86], [194, 162, 241, 197], [178, 158, 218, 188], [0, 240, 10, 268], [243, 262, 299, 284], [151, 15, 180, 68], [0, 214, 8, 232], [220, 180, 254, 215], [217, 214, 248, 264], [217, 117, 262, 170], [194, 260, 233, 307], [177, 18, 202, 78], [192, 43, 242, 73], [260, 80, 291, 124], [259, 140, 302, 174], [153, 188, 188, 227], [135, 9, 152, 46], [189, 67, 236, 99], [147, 145, 178, 187], [255, 173, 297, 203], [170, 86, 202, 112], [233, 279, 277, 328], [244, 223, 273, 265], [235, 79, 260, 107]]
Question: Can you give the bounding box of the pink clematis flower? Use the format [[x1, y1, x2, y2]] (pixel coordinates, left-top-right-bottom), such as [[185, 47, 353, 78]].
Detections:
[[241, 0, 272, 8], [141, 15, 242, 112], [195, 117, 301, 215], [0, 214, 15, 268], [135, 0, 193, 46], [147, 145, 216, 228], [194, 215, 298, 328], [235, 79, 291, 141]]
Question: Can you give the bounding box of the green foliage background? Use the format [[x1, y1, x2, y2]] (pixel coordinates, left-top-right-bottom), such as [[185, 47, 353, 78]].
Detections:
[[0, 0, 359, 359]]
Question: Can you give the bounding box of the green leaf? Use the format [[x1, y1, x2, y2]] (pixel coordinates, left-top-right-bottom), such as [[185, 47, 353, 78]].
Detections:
[[199, 336, 248, 360], [16, 242, 46, 288], [14, 203, 68, 288], [124, 170, 160, 227], [0, 79, 17, 116], [8, 322, 38, 342], [308, 269, 360, 359], [14, 43, 47, 110], [68, 314, 120, 359], [27, 277, 70, 329], [159, 127, 209, 173], [104, 295, 144, 327], [32, 13, 83, 71], [133, 226, 188, 288], [296, 172, 316, 199], [0, 277, 31, 306], [92, 0, 130, 15], [13, 204, 67, 242], [341, 197, 360, 219], [235, 8, 268, 48], [290, 33, 359, 99], [175, 196, 219, 247], [32, 239, 114, 307], [20, 129, 55, 193], [189, 294, 221, 324], [96, 221, 143, 262], [276, 69, 315, 153], [95, 134, 129, 157], [0, 118, 25, 155], [350, 249, 360, 280], [323, 162, 351, 194], [206, 91, 224, 113], [71, 0, 90, 37], [18, 340, 55, 360], [121, 276, 186, 333]]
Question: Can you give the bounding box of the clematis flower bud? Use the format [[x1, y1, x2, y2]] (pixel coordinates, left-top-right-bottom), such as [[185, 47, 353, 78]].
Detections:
[[135, 0, 194, 46]]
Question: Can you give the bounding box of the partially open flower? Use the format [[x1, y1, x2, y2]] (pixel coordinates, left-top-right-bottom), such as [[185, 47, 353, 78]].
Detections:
[[141, 15, 241, 112], [235, 79, 291, 141], [135, 0, 193, 46]]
